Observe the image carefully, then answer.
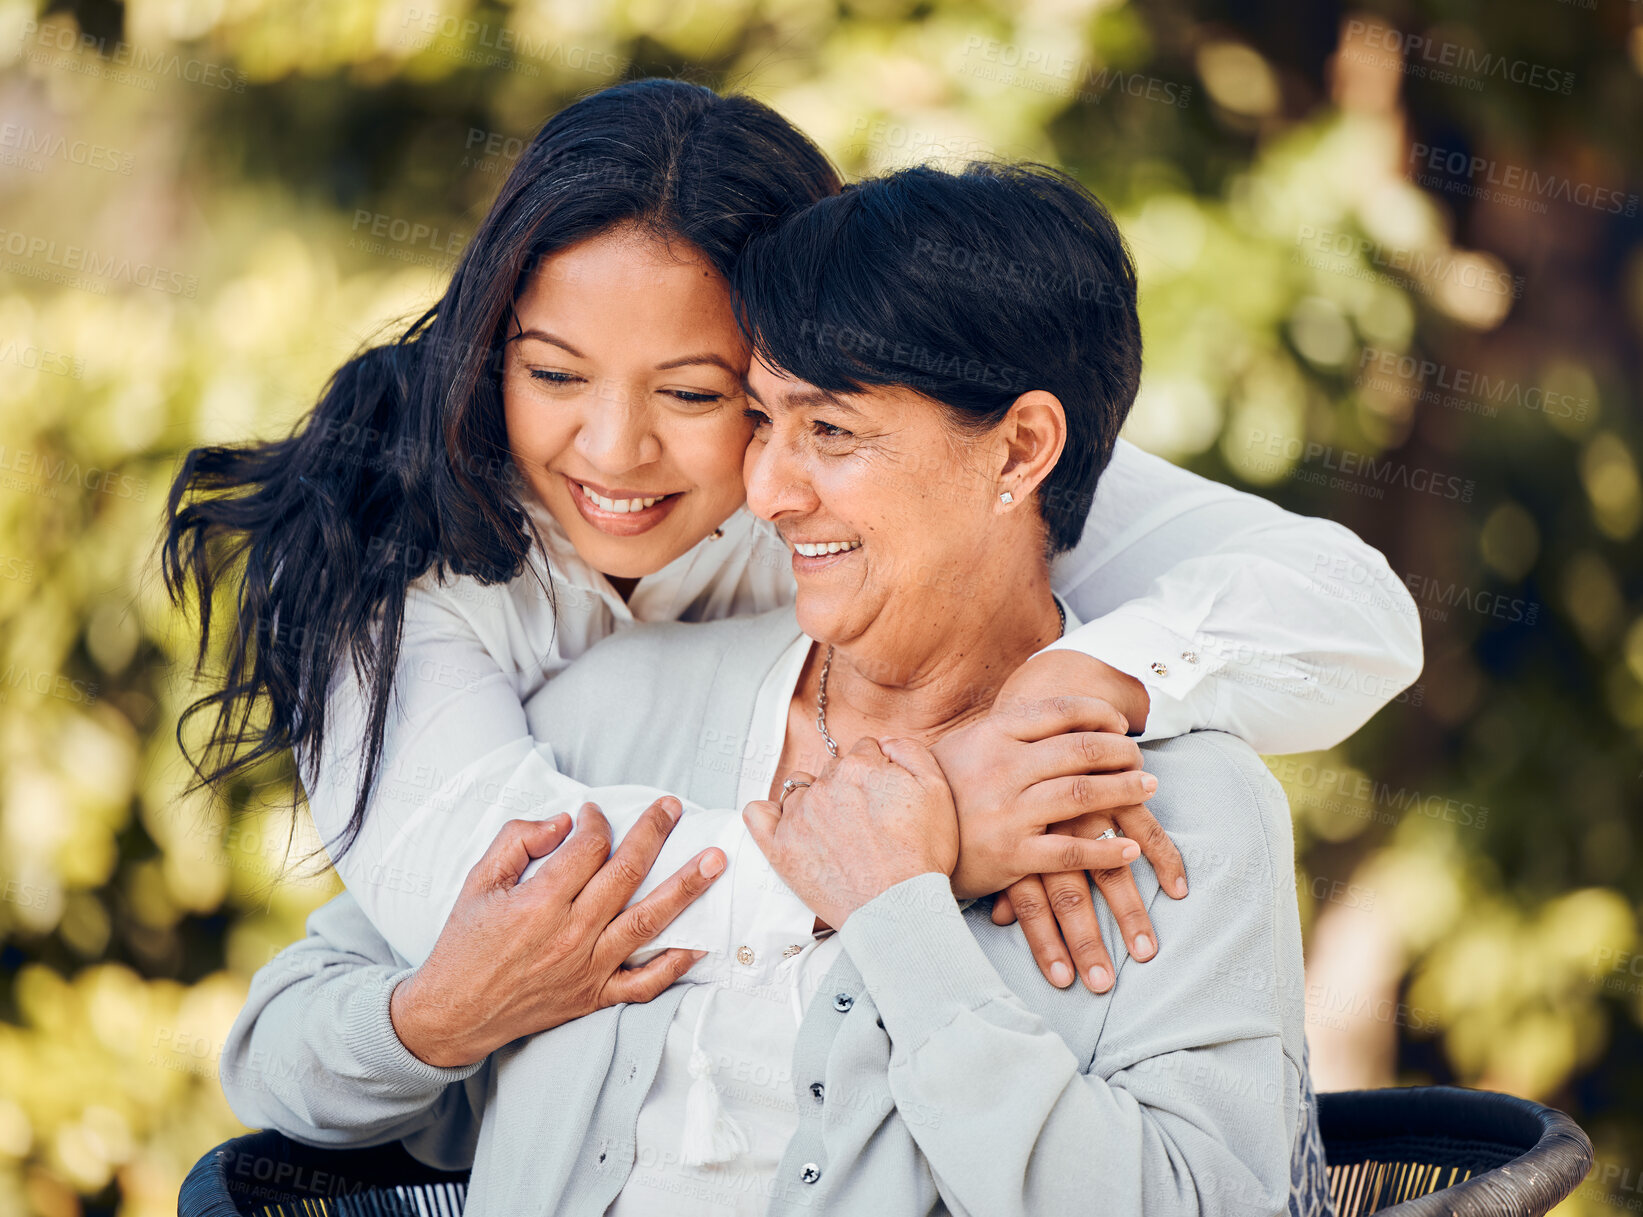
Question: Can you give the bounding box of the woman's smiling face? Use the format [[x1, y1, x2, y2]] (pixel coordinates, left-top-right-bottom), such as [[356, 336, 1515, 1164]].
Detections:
[[740, 358, 1021, 653], [501, 223, 754, 581]]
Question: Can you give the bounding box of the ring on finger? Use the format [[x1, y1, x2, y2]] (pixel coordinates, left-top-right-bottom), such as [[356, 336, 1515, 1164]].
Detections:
[[779, 778, 812, 808], [1097, 827, 1122, 840]]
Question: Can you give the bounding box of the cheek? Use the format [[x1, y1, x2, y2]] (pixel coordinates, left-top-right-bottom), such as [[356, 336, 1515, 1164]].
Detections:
[[667, 413, 754, 500], [503, 384, 578, 467]]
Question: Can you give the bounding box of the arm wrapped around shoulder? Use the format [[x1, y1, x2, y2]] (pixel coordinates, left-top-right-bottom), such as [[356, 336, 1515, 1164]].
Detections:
[[839, 732, 1310, 1217]]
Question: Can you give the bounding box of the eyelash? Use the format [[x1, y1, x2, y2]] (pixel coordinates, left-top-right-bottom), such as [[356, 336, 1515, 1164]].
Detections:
[[742, 409, 853, 441], [529, 369, 722, 404]]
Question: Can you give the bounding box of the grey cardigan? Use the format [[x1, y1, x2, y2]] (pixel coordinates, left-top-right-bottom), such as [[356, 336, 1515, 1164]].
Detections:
[[221, 607, 1330, 1217]]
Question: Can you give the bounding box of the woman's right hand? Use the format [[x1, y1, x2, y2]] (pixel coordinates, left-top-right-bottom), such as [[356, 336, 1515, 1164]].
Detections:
[[389, 798, 725, 1068]]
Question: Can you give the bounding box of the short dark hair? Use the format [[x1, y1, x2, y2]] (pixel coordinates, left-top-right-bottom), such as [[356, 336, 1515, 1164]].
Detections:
[[732, 162, 1141, 555]]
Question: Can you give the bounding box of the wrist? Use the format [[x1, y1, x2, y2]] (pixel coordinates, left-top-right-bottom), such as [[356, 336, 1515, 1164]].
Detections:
[[390, 971, 482, 1069], [1009, 649, 1150, 733]]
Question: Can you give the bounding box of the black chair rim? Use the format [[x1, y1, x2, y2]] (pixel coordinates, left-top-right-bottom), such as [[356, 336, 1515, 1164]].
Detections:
[[1318, 1085, 1593, 1217], [179, 1128, 470, 1217], [181, 1086, 1592, 1217]]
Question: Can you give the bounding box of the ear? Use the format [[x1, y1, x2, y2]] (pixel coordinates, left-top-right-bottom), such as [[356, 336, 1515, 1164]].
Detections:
[[994, 390, 1068, 508]]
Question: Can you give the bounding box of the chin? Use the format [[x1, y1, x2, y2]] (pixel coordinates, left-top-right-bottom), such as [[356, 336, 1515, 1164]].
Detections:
[[794, 600, 851, 647]]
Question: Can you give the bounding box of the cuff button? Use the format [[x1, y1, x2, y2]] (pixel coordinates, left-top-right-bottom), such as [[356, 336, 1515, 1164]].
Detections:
[[1150, 661, 1169, 676]]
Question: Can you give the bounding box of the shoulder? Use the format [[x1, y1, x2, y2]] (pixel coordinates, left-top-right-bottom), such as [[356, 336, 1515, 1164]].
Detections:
[[1139, 732, 1292, 885], [527, 606, 801, 727], [576, 607, 798, 678]]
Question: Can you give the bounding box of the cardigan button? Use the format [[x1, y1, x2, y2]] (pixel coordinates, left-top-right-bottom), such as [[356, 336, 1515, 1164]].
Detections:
[[810, 1081, 825, 1102], [736, 945, 755, 966], [832, 992, 853, 1013], [800, 1163, 821, 1184]]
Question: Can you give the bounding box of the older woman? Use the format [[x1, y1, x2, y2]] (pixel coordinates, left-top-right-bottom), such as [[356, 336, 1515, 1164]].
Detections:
[[222, 163, 1329, 1217]]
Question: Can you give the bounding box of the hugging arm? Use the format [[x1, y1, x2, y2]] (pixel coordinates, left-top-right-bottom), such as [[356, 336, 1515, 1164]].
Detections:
[[222, 804, 718, 1147], [834, 739, 1303, 1217], [219, 890, 483, 1152], [1043, 438, 1423, 748], [306, 582, 815, 979], [991, 438, 1423, 988]]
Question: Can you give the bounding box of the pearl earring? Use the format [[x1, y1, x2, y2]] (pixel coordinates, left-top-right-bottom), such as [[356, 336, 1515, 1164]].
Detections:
[[999, 490, 1014, 504]]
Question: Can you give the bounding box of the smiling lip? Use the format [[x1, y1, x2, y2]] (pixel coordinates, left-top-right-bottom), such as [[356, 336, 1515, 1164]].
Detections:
[[786, 536, 863, 571], [564, 475, 683, 537]]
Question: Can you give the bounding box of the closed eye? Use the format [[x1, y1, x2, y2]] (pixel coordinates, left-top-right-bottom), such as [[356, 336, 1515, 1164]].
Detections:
[[668, 389, 722, 404]]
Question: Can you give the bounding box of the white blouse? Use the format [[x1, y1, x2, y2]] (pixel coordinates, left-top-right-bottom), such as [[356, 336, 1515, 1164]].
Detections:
[[302, 438, 1424, 980], [608, 633, 843, 1217], [609, 598, 1085, 1216]]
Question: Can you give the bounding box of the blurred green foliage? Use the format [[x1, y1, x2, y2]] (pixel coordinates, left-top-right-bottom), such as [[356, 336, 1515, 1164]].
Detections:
[[0, 0, 1638, 1213]]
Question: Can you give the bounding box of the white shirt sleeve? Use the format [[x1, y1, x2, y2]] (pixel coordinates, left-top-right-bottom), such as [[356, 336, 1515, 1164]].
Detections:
[[302, 578, 813, 983], [1045, 439, 1424, 753]]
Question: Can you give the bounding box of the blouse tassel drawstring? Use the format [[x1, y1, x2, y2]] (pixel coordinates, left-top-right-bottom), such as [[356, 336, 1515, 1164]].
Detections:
[[679, 985, 749, 1166]]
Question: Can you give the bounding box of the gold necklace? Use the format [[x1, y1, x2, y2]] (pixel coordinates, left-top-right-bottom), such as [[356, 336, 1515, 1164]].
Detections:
[[814, 597, 1065, 759]]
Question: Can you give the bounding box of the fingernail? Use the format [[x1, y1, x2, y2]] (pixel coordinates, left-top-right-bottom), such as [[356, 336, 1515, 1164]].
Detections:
[[699, 853, 725, 879], [1088, 965, 1112, 992], [665, 799, 683, 821], [1049, 961, 1073, 987], [691, 950, 709, 961], [1121, 843, 1140, 862], [1141, 774, 1158, 794], [1132, 934, 1154, 960], [1173, 876, 1189, 898]]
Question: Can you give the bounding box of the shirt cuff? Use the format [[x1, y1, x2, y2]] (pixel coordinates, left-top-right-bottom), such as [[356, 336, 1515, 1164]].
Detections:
[[724, 828, 821, 983], [346, 968, 486, 1094], [1039, 605, 1222, 740], [838, 872, 1013, 1054]]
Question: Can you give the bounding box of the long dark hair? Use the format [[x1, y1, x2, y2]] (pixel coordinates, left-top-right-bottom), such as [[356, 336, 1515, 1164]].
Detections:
[[162, 79, 840, 864]]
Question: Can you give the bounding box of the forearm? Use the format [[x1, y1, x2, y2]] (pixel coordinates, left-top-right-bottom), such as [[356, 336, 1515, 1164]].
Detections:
[[219, 903, 483, 1145], [1050, 440, 1423, 753], [840, 872, 1293, 1217]]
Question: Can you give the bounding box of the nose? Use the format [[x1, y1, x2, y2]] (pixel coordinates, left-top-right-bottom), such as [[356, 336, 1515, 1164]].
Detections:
[[574, 385, 662, 473], [743, 426, 817, 524]]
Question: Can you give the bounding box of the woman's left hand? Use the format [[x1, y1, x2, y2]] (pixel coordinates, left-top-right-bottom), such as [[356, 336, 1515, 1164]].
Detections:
[[742, 737, 959, 930]]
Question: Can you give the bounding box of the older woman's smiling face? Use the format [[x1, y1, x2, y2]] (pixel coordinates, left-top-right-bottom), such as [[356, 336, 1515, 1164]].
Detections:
[[743, 359, 1040, 653]]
